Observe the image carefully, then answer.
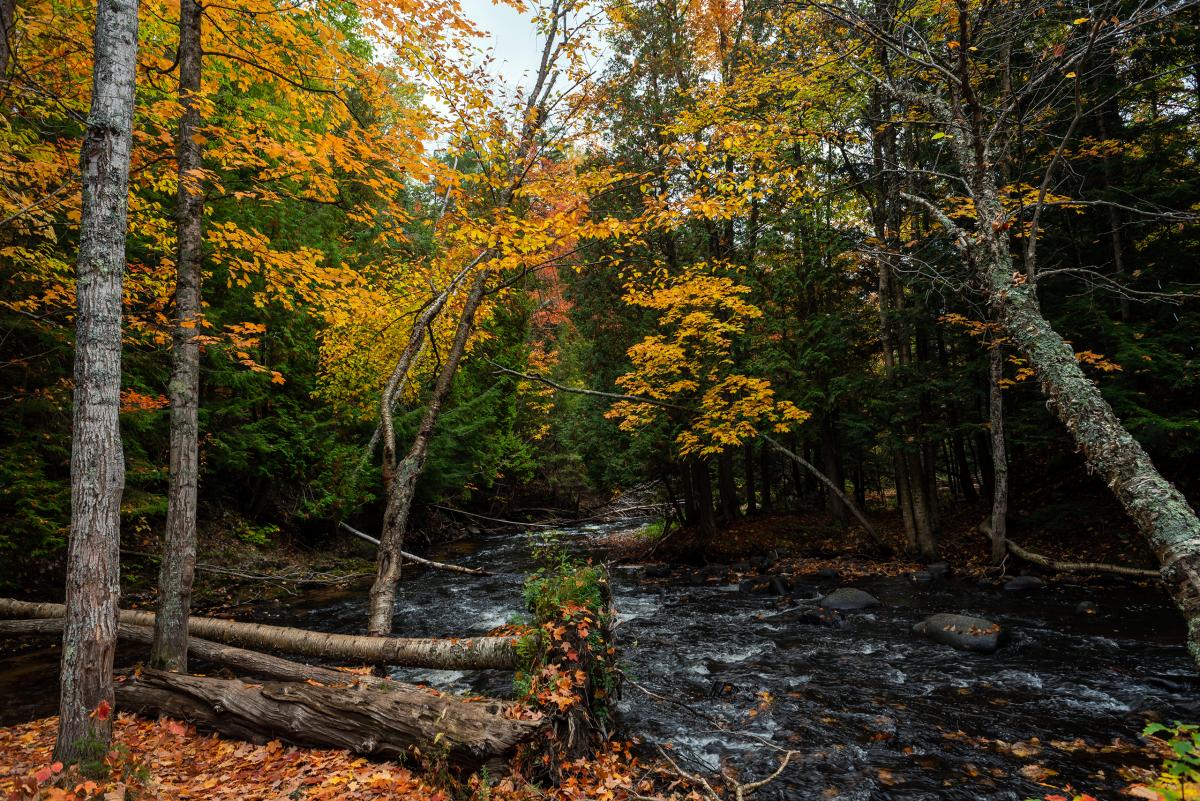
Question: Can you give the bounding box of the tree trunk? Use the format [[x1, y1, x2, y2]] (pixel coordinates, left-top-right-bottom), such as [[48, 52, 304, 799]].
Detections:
[[368, 271, 488, 637], [744, 441, 757, 515], [57, 0, 139, 764], [988, 341, 1008, 565], [0, 0, 14, 81], [759, 442, 773, 511], [821, 414, 849, 529], [717, 449, 739, 520], [153, 0, 203, 675], [0, 598, 518, 670], [991, 261, 1200, 664], [690, 458, 718, 544], [116, 669, 541, 771]]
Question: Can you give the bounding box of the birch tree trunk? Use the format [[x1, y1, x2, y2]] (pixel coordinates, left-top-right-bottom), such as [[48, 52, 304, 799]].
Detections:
[[1, 598, 519, 669], [367, 271, 489, 637], [152, 0, 203, 674], [56, 0, 139, 763]]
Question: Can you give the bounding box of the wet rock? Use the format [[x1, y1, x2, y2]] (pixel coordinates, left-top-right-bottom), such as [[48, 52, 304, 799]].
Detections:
[[732, 561, 751, 572], [927, 562, 951, 579], [707, 680, 738, 698], [642, 564, 672, 579], [815, 567, 839, 581], [773, 607, 847, 629], [789, 583, 821, 601], [819, 588, 881, 610], [913, 613, 1006, 653], [739, 576, 791, 595], [750, 555, 776, 571], [1075, 600, 1098, 615], [687, 570, 707, 586], [703, 564, 730, 582], [739, 578, 769, 594], [1004, 575, 1045, 592], [909, 571, 933, 583]]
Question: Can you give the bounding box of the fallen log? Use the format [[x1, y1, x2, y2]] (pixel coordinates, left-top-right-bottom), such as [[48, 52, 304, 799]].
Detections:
[[0, 598, 518, 670], [0, 619, 396, 690], [115, 668, 542, 771], [338, 522, 493, 576], [1006, 540, 1161, 579]]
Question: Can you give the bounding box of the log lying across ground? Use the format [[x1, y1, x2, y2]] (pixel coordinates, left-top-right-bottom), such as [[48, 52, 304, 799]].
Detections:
[[0, 598, 518, 670], [1006, 540, 1161, 579], [116, 669, 542, 770], [0, 618, 395, 690]]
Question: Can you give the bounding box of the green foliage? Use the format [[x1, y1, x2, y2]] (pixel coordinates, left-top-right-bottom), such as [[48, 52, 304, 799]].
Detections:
[[1144, 722, 1200, 800]]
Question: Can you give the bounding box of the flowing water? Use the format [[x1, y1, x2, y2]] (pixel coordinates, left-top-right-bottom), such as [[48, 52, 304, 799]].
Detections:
[[4, 520, 1198, 800]]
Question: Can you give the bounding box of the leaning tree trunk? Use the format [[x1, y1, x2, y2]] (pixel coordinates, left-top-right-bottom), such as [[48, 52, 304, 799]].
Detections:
[[368, 271, 489, 637], [988, 336, 1008, 565], [988, 253, 1200, 664], [56, 0, 140, 764], [0, 598, 518, 670], [117, 669, 541, 771], [153, 0, 203, 674]]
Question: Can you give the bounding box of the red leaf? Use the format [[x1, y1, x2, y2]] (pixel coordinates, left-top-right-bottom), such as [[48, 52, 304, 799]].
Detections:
[[95, 699, 112, 721]]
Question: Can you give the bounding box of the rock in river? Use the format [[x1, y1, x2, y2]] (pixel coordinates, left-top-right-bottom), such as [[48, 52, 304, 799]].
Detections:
[[819, 588, 881, 610], [913, 613, 1006, 653], [1004, 575, 1045, 592]]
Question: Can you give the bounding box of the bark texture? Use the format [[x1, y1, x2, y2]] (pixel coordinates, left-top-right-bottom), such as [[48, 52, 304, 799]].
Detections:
[[116, 669, 542, 770], [0, 599, 518, 670], [368, 271, 489, 637], [994, 276, 1200, 661], [57, 0, 139, 764], [152, 0, 204, 674], [988, 341, 1008, 565], [0, 0, 14, 81]]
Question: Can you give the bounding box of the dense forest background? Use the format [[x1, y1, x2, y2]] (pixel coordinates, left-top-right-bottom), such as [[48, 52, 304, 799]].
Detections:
[[1, 0, 1198, 592]]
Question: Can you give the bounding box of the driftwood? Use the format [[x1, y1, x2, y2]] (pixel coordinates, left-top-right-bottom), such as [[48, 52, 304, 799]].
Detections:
[[1006, 540, 1161, 579], [338, 522, 494, 576], [0, 618, 398, 690], [116, 669, 542, 770], [0, 598, 518, 670]]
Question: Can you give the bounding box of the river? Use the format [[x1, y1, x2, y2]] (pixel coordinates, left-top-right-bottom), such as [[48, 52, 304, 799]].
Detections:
[[3, 520, 1197, 800]]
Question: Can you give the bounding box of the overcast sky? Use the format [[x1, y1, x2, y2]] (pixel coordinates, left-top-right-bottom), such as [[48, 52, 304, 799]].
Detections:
[[459, 0, 545, 89]]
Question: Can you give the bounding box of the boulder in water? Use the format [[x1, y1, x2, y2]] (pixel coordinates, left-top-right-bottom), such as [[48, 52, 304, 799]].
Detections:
[[913, 613, 1006, 653], [819, 588, 881, 610], [1004, 575, 1045, 592], [1075, 600, 1098, 615], [768, 576, 792, 596], [909, 571, 933, 583]]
